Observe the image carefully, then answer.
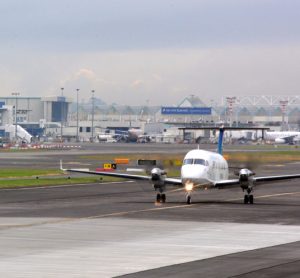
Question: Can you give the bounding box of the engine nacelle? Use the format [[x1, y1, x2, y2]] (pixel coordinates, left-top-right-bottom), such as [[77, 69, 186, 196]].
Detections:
[[275, 138, 286, 144], [239, 168, 255, 189], [151, 167, 166, 187]]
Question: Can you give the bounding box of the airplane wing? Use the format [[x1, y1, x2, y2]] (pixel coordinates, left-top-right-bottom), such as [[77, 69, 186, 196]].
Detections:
[[60, 161, 182, 185], [278, 135, 297, 144], [164, 177, 182, 185], [214, 173, 300, 188], [214, 179, 240, 188], [62, 167, 152, 181], [254, 173, 300, 182]]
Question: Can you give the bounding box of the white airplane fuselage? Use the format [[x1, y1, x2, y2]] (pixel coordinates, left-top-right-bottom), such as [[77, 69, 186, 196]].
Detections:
[[181, 149, 229, 188], [265, 131, 300, 144]]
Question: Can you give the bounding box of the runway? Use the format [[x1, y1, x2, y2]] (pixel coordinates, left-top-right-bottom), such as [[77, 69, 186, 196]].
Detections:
[[0, 174, 300, 277], [0, 144, 300, 277]]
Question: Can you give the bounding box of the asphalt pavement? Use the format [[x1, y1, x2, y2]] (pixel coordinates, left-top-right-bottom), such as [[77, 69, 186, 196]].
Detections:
[[0, 144, 299, 277]]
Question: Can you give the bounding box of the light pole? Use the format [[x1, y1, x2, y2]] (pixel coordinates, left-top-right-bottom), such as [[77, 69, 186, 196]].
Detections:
[[226, 97, 236, 127], [12, 92, 20, 142], [280, 100, 288, 131], [76, 89, 79, 142], [60, 87, 64, 141], [91, 90, 95, 142]]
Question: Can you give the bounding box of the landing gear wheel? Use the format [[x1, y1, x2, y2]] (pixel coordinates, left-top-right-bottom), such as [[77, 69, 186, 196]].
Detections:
[[249, 195, 254, 204], [156, 193, 161, 203], [186, 195, 192, 205], [161, 194, 166, 203], [244, 195, 249, 204]]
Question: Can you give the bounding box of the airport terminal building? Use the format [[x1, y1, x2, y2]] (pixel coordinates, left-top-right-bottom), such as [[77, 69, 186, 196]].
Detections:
[[0, 96, 72, 141], [0, 94, 298, 143]]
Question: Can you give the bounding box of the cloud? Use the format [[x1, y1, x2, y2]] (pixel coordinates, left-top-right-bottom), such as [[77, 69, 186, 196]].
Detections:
[[74, 68, 97, 80], [152, 74, 163, 82], [130, 79, 144, 88], [1, 44, 300, 106], [57, 68, 111, 95]]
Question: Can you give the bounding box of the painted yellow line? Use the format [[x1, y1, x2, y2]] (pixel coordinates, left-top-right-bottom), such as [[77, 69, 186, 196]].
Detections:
[[255, 191, 300, 199], [85, 204, 193, 219], [0, 204, 194, 230], [3, 191, 300, 230]]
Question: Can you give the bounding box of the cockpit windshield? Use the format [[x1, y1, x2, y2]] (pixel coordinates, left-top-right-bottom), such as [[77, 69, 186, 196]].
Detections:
[[183, 159, 193, 165], [183, 158, 207, 166], [194, 159, 206, 165]]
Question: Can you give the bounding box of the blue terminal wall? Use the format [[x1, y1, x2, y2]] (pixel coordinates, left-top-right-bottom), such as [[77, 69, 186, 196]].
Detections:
[[52, 101, 68, 122]]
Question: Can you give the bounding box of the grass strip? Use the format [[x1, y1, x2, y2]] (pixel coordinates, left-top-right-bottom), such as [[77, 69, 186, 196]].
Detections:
[[0, 176, 124, 189], [0, 169, 60, 178]]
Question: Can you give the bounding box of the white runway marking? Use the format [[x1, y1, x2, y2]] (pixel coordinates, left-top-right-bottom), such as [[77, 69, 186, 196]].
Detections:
[[0, 218, 300, 277]]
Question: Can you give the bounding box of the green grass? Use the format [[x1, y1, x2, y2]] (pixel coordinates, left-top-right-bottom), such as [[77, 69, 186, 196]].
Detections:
[[2, 147, 300, 189], [0, 168, 127, 189], [0, 169, 61, 178], [0, 176, 124, 189], [224, 150, 300, 164]]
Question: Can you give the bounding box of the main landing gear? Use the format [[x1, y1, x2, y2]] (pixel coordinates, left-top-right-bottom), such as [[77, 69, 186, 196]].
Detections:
[[244, 188, 254, 204], [156, 193, 166, 203]]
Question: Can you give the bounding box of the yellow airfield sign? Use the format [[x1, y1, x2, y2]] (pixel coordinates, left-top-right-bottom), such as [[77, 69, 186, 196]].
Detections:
[[103, 163, 117, 170]]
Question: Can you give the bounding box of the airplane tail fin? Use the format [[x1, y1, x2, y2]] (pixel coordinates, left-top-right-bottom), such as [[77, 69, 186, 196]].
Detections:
[[60, 160, 65, 171], [217, 128, 225, 155]]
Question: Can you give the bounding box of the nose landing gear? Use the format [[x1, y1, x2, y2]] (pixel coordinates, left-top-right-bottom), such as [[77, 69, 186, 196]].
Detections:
[[244, 188, 254, 204], [186, 193, 192, 204]]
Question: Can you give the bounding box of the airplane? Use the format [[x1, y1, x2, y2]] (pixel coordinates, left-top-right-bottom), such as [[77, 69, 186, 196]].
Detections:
[[112, 128, 144, 142], [97, 133, 118, 143], [60, 127, 300, 205], [264, 131, 300, 144]]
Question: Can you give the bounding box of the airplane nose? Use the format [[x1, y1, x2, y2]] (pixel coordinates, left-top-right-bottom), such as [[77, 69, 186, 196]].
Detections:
[[181, 165, 206, 181]]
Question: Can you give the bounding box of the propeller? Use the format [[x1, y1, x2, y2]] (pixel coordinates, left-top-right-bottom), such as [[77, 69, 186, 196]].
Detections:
[[230, 159, 260, 177]]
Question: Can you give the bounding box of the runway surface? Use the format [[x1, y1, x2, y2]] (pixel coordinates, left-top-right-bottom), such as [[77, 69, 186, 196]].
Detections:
[[0, 145, 299, 277]]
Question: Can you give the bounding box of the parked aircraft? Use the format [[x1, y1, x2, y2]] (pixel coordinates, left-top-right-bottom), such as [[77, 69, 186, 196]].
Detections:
[[97, 133, 117, 142], [265, 131, 300, 144], [110, 128, 144, 142], [60, 127, 300, 205]]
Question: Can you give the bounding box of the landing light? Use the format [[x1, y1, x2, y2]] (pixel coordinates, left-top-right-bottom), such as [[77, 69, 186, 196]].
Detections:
[[185, 182, 194, 192]]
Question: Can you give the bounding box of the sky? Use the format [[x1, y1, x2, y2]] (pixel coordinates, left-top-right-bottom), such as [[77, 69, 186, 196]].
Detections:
[[0, 0, 300, 106]]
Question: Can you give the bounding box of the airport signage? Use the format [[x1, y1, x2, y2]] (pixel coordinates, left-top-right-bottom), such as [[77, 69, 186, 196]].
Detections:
[[137, 159, 156, 166], [103, 163, 117, 170], [161, 107, 212, 115]]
